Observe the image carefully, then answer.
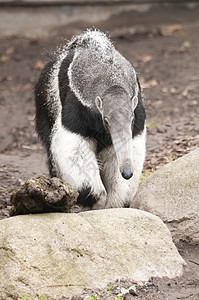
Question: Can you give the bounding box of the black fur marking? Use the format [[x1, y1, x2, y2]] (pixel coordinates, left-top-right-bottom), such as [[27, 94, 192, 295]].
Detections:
[[47, 148, 57, 178], [59, 55, 112, 152], [35, 60, 58, 177], [77, 186, 98, 207], [132, 76, 146, 137], [35, 60, 56, 146]]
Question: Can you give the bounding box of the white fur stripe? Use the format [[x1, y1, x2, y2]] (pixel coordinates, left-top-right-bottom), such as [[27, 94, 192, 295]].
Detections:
[[50, 116, 106, 205]]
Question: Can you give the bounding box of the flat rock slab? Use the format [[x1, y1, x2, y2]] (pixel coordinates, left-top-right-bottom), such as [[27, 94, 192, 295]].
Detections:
[[132, 148, 199, 244], [0, 209, 185, 300]]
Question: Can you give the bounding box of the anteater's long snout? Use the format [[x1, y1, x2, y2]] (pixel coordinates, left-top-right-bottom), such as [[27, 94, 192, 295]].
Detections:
[[110, 128, 134, 180]]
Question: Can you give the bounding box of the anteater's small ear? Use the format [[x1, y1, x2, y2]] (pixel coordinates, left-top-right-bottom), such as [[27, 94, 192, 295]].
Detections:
[[132, 76, 139, 110], [95, 96, 103, 112], [132, 95, 138, 110]]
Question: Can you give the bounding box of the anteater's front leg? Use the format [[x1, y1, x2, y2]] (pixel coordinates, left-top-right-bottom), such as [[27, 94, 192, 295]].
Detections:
[[50, 119, 107, 210], [99, 127, 146, 208]]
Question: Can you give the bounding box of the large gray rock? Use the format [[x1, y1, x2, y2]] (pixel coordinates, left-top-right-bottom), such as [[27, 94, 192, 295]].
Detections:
[[0, 209, 185, 300], [132, 148, 199, 244]]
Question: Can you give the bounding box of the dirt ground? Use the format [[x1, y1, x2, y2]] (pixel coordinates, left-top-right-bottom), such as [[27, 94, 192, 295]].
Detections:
[[0, 5, 199, 299]]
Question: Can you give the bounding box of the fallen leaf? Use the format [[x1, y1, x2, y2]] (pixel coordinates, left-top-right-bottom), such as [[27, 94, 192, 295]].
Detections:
[[130, 279, 138, 284], [0, 55, 9, 62], [144, 79, 158, 88], [161, 24, 182, 36], [6, 76, 13, 81], [33, 60, 45, 70], [139, 55, 152, 63], [162, 87, 168, 93], [22, 83, 32, 90]]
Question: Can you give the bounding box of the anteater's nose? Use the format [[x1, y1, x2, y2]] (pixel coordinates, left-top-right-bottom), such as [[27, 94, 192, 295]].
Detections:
[[121, 164, 133, 180]]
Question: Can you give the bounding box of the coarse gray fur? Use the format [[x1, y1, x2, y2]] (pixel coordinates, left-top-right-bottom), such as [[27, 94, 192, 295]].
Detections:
[[67, 29, 138, 109], [35, 29, 146, 210]]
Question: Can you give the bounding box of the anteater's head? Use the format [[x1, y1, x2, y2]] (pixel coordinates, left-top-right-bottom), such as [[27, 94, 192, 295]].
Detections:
[[95, 84, 139, 180]]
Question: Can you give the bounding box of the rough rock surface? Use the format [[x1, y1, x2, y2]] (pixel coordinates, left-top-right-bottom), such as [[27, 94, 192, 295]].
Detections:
[[10, 175, 79, 215], [132, 148, 199, 244], [0, 208, 185, 300]]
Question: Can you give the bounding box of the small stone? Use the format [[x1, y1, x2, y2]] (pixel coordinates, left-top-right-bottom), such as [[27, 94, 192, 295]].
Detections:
[[129, 285, 138, 296], [120, 287, 129, 295], [157, 126, 167, 133]]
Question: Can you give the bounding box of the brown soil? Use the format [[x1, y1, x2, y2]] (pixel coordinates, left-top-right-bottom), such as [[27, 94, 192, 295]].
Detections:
[[0, 6, 199, 299]]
